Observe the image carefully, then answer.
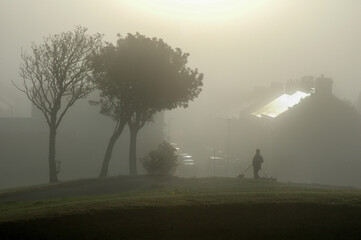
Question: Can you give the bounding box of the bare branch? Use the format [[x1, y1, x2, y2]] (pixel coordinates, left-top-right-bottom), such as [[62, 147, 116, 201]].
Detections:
[[17, 26, 103, 129]]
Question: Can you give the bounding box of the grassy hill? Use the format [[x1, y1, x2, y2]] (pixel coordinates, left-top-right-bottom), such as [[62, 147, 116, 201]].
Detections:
[[0, 176, 361, 239]]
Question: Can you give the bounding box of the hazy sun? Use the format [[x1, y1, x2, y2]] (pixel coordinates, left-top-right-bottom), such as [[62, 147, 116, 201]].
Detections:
[[123, 0, 267, 22]]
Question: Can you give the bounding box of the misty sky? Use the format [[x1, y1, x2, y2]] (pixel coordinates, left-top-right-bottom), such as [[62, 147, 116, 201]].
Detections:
[[1, 0, 361, 116]]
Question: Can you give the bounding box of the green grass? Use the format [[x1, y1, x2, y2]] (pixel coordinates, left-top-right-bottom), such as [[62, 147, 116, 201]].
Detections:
[[1, 177, 361, 239]]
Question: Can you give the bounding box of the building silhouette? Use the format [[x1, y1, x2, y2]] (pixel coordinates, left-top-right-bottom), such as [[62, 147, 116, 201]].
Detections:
[[0, 93, 164, 189], [200, 75, 361, 187]]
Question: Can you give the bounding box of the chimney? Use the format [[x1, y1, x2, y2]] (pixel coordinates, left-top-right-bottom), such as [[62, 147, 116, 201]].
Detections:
[[299, 76, 314, 93], [357, 92, 361, 113], [315, 75, 333, 98]]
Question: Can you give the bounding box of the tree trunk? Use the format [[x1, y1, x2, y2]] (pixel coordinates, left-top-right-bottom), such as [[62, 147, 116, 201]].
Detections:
[[129, 126, 139, 176], [48, 126, 59, 183], [99, 122, 125, 178]]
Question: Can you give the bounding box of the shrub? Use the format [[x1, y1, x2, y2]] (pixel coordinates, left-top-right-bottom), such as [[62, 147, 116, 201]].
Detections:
[[141, 141, 178, 175]]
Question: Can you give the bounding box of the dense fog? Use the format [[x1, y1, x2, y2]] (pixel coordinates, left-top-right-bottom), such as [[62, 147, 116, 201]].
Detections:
[[1, 0, 361, 189]]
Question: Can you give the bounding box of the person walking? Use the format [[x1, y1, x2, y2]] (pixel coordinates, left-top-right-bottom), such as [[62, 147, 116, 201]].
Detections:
[[252, 149, 264, 179]]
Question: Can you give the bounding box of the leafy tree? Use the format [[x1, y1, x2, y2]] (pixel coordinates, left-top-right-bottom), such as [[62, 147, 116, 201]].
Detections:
[[91, 42, 135, 177], [124, 33, 203, 175], [16, 26, 102, 182], [92, 33, 203, 176], [141, 141, 178, 175]]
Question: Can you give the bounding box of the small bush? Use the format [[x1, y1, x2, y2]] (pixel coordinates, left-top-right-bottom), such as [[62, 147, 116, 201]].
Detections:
[[141, 141, 178, 175]]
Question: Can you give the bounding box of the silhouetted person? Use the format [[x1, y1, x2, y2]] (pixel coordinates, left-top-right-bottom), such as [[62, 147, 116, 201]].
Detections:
[[252, 149, 263, 179]]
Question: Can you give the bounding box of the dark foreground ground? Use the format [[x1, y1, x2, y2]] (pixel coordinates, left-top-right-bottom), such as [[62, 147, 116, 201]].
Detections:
[[0, 176, 360, 239]]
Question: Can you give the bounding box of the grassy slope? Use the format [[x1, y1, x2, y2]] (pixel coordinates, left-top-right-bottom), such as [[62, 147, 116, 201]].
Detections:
[[0, 176, 361, 239]]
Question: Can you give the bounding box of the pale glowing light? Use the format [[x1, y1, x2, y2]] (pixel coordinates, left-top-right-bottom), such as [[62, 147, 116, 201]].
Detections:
[[122, 0, 268, 22], [252, 91, 311, 118]]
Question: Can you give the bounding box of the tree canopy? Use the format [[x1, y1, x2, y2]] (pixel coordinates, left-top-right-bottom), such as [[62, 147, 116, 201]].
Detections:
[[92, 33, 203, 176]]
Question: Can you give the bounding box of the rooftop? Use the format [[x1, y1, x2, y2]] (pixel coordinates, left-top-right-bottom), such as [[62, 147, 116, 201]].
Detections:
[[252, 91, 311, 118]]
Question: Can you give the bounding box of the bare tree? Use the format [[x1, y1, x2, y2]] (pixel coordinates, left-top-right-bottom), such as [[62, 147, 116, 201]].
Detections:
[[16, 26, 103, 182]]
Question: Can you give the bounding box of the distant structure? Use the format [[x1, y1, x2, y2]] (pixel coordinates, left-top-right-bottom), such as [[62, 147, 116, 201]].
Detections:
[[315, 75, 333, 99], [205, 75, 361, 187], [252, 91, 311, 118], [0, 83, 14, 118], [299, 76, 315, 93], [253, 75, 334, 119], [0, 93, 164, 189], [0, 97, 13, 118], [285, 76, 315, 95], [357, 92, 361, 113]]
